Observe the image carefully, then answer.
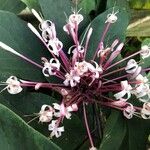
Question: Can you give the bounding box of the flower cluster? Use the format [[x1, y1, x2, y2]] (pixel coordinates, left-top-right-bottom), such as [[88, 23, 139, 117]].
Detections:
[[39, 103, 78, 138], [0, 7, 150, 149]]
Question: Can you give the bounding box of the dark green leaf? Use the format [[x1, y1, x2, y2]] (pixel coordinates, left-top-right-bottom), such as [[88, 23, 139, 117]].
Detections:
[[99, 110, 126, 150], [126, 118, 150, 150], [79, 0, 96, 14], [95, 0, 107, 15], [83, 7, 129, 60], [0, 0, 26, 14], [0, 103, 61, 150], [0, 10, 51, 81]]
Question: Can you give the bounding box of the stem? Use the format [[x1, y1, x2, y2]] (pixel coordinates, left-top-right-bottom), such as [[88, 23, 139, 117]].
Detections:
[[94, 103, 103, 140], [83, 102, 94, 148]]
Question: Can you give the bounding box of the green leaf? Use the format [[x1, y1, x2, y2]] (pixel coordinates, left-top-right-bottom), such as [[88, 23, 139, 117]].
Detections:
[[84, 7, 129, 60], [95, 0, 107, 15], [0, 0, 26, 14], [126, 118, 150, 150], [0, 10, 50, 81], [21, 0, 41, 11], [99, 110, 126, 150], [0, 103, 61, 150], [79, 0, 96, 14]]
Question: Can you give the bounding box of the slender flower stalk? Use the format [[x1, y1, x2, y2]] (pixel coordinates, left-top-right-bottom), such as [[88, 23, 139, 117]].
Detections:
[[83, 102, 95, 148]]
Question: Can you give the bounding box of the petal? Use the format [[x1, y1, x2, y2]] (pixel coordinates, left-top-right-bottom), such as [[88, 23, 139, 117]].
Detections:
[[58, 126, 64, 132], [53, 103, 61, 110], [114, 90, 127, 100], [42, 66, 50, 77]]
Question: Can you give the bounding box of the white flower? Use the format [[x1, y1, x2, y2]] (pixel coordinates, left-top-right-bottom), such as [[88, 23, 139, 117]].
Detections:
[[39, 105, 54, 123], [75, 45, 85, 54], [67, 103, 78, 112], [141, 102, 150, 119], [97, 47, 111, 58], [89, 147, 97, 150], [125, 59, 138, 74], [133, 84, 150, 102], [31, 9, 57, 41], [41, 21, 57, 42], [88, 61, 103, 79], [48, 120, 64, 138], [1, 76, 23, 94], [53, 103, 78, 119], [64, 70, 80, 87], [140, 45, 150, 59], [63, 11, 83, 34], [123, 103, 135, 119], [47, 39, 63, 56], [114, 80, 132, 100], [69, 13, 83, 25], [135, 74, 148, 84], [63, 23, 74, 35], [105, 10, 118, 23], [42, 58, 60, 77], [74, 61, 89, 75]]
